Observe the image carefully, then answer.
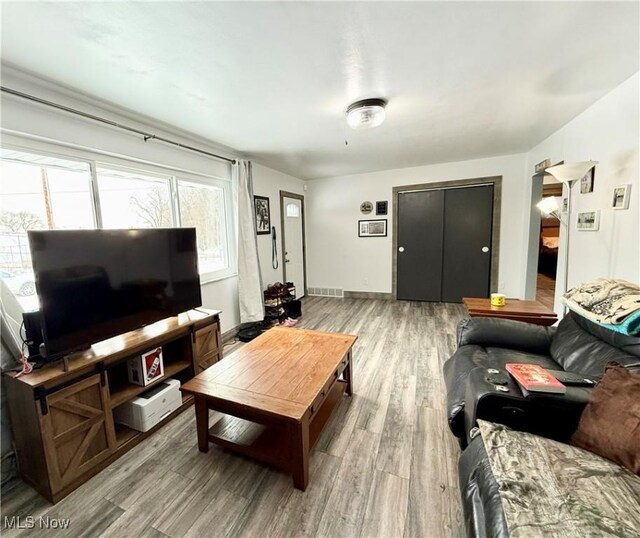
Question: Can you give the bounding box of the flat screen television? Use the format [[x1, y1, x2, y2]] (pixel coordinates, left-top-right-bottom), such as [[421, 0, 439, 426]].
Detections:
[[28, 228, 202, 360]]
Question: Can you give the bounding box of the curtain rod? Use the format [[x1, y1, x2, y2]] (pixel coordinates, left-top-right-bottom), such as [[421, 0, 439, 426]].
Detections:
[[0, 86, 237, 165]]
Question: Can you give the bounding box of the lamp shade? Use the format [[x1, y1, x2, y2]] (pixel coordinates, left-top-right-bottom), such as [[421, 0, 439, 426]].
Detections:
[[536, 196, 560, 216], [545, 161, 598, 183]]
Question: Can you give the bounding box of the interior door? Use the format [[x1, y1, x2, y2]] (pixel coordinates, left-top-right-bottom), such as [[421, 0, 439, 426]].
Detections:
[[397, 190, 445, 301], [283, 196, 305, 298], [441, 185, 493, 302]]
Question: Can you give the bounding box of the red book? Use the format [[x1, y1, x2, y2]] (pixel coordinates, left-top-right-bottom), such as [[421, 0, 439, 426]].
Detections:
[[505, 363, 566, 395]]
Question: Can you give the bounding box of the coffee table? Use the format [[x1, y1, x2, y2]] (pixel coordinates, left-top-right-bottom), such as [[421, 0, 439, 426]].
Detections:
[[181, 326, 357, 491], [462, 297, 558, 326]]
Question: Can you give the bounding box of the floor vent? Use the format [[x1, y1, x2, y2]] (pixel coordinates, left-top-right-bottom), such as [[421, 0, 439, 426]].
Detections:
[[308, 287, 344, 298]]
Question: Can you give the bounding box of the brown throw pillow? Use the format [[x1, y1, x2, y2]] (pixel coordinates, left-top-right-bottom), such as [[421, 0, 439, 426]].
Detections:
[[571, 363, 640, 475]]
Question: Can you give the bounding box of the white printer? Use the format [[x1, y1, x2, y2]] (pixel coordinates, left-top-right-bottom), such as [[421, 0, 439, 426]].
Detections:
[[114, 378, 182, 432]]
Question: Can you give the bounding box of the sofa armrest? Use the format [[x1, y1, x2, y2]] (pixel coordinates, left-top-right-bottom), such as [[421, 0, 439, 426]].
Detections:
[[463, 367, 590, 445], [458, 436, 509, 538], [457, 317, 556, 355]]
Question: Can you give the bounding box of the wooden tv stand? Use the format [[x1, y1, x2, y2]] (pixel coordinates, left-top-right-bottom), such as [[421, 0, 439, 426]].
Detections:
[[3, 308, 221, 503]]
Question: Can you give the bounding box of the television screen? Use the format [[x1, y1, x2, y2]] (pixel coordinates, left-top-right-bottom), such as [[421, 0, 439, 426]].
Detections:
[[28, 228, 202, 359]]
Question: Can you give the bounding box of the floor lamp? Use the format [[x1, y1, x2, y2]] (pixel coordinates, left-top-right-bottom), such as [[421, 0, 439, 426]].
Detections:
[[536, 160, 598, 300]]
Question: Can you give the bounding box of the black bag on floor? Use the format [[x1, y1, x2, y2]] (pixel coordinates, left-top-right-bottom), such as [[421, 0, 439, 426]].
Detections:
[[283, 300, 302, 319]]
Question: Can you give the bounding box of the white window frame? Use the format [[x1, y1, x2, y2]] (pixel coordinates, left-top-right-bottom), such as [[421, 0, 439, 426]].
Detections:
[[1, 135, 238, 283], [95, 163, 176, 228], [174, 175, 237, 282]]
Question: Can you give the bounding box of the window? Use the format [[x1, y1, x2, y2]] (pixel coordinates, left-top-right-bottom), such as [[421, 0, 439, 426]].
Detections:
[[286, 202, 300, 218], [97, 167, 173, 228], [0, 149, 94, 311], [0, 143, 235, 352], [1, 145, 235, 303], [178, 180, 229, 276]]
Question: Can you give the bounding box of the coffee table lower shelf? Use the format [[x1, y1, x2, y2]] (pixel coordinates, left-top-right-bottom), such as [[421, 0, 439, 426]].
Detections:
[[206, 380, 347, 479]]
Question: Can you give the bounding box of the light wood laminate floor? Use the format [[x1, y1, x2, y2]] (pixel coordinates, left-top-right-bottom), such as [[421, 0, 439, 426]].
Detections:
[[1, 297, 467, 538], [536, 273, 556, 311]]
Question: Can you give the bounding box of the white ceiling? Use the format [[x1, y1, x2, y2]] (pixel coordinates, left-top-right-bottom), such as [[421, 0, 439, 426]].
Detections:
[[1, 2, 638, 180]]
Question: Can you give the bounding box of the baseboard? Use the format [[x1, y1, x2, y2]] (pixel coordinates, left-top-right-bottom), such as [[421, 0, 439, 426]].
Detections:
[[343, 291, 393, 300], [221, 327, 238, 343]]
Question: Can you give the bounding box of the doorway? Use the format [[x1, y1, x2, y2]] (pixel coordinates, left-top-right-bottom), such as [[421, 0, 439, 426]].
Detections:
[[279, 191, 306, 299], [524, 165, 563, 311], [393, 177, 501, 302], [536, 180, 562, 309]]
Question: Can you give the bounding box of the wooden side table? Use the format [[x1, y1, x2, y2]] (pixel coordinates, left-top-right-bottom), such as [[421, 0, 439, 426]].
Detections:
[[462, 297, 558, 326]]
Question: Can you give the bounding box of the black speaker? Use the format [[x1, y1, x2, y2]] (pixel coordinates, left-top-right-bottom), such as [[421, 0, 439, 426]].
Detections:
[[22, 311, 45, 360]]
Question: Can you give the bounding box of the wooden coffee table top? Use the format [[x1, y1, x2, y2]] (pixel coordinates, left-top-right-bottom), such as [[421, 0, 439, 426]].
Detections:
[[462, 297, 558, 326], [181, 327, 357, 422]]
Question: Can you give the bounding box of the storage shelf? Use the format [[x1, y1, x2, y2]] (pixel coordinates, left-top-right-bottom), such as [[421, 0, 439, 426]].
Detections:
[[114, 393, 194, 449], [110, 360, 192, 408], [208, 414, 289, 470], [115, 424, 139, 448]]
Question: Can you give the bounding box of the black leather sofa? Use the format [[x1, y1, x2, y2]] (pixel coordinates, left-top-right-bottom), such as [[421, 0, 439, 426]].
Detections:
[[443, 311, 640, 443], [444, 311, 640, 537]]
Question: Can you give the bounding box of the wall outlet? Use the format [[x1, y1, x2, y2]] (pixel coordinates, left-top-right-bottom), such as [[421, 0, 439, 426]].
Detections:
[[363, 277, 369, 285]]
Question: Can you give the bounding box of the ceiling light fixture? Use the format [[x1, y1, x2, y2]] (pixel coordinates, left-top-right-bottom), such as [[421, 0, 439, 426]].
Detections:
[[346, 98, 387, 130]]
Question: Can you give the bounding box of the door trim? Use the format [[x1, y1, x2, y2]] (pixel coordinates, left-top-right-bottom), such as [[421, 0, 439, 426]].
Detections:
[[392, 176, 502, 300], [279, 190, 307, 297], [524, 161, 563, 300]]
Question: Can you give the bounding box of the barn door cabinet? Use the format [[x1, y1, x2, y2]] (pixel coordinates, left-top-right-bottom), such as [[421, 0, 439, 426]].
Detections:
[[4, 308, 221, 503], [193, 322, 222, 373]]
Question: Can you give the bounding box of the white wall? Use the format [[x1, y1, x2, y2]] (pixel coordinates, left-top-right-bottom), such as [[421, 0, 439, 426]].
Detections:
[[526, 72, 640, 311], [252, 163, 306, 287], [306, 153, 530, 297]]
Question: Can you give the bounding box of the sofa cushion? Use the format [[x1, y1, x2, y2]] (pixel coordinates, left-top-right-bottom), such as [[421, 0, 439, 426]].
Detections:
[[457, 317, 555, 355], [550, 313, 640, 377], [478, 420, 640, 537], [572, 312, 640, 357], [571, 363, 640, 475]]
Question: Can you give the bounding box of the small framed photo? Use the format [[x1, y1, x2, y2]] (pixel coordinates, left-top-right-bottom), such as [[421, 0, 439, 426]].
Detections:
[[580, 168, 595, 194], [612, 184, 631, 210], [254, 195, 270, 235], [376, 201, 388, 215], [561, 197, 568, 214], [358, 219, 387, 237], [576, 210, 600, 231]]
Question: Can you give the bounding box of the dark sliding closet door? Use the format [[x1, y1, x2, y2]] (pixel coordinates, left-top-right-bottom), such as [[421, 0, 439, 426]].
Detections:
[[397, 190, 444, 301], [396, 184, 493, 303], [441, 185, 493, 302]]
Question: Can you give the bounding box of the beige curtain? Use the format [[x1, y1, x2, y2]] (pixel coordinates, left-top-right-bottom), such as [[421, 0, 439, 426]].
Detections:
[[234, 160, 264, 322]]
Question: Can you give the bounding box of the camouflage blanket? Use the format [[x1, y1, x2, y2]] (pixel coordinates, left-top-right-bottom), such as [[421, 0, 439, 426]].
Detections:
[[478, 420, 640, 537], [562, 278, 640, 324]]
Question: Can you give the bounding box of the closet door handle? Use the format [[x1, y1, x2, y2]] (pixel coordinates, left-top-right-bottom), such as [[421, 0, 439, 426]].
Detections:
[[398, 247, 405, 253], [482, 246, 489, 253]]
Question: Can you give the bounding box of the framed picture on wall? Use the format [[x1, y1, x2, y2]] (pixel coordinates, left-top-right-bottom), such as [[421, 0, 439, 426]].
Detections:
[[576, 210, 600, 231], [358, 219, 387, 237], [254, 195, 271, 235], [580, 168, 595, 194], [612, 184, 631, 210]]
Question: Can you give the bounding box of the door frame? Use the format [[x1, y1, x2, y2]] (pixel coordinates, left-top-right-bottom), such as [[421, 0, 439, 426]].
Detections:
[[524, 161, 563, 300], [392, 176, 502, 300], [279, 190, 307, 297]]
